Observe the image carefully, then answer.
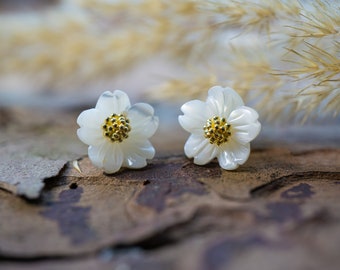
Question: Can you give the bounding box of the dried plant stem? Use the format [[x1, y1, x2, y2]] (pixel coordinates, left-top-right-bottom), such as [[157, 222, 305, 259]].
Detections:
[[0, 0, 339, 121]]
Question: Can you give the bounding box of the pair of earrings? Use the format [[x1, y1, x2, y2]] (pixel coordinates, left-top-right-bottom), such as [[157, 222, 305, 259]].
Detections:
[[77, 86, 261, 174]]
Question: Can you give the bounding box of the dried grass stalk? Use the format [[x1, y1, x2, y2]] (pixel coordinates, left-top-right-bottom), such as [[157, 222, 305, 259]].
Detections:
[[0, 0, 339, 121]]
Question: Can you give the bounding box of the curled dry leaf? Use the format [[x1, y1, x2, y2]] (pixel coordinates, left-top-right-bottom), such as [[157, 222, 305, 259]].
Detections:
[[0, 155, 66, 199]]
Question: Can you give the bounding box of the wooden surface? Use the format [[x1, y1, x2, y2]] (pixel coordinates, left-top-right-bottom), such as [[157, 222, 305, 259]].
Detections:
[[0, 108, 339, 270]]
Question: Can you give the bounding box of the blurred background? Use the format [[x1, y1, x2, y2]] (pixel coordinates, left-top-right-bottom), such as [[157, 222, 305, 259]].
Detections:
[[0, 0, 339, 130]]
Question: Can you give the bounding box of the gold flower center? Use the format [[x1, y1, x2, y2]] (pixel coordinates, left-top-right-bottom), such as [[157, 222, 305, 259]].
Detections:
[[203, 116, 231, 146], [102, 113, 131, 143]]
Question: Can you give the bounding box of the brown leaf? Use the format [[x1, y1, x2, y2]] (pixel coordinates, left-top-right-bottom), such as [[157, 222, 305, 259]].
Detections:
[[0, 154, 65, 199], [0, 109, 86, 198]]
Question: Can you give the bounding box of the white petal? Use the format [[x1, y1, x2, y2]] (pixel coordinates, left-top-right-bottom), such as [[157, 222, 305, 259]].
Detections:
[[77, 127, 103, 146], [134, 140, 156, 159], [128, 103, 159, 139], [232, 142, 250, 164], [95, 90, 131, 115], [184, 134, 207, 158], [122, 139, 155, 159], [77, 108, 105, 129], [122, 154, 147, 169], [206, 86, 244, 117], [178, 115, 205, 135], [232, 122, 261, 144], [220, 140, 250, 165], [228, 106, 261, 144], [103, 143, 124, 174], [121, 139, 154, 168], [88, 143, 107, 167], [228, 106, 259, 126], [178, 100, 208, 134], [180, 100, 208, 122], [184, 135, 218, 165], [217, 149, 239, 170], [193, 142, 218, 165]]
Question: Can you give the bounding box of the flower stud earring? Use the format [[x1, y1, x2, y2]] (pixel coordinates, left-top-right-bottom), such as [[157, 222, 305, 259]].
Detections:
[[178, 86, 261, 170], [77, 90, 159, 174]]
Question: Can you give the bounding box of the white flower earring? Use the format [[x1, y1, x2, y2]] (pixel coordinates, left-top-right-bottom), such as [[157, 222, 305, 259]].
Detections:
[[178, 86, 261, 170], [77, 90, 159, 174]]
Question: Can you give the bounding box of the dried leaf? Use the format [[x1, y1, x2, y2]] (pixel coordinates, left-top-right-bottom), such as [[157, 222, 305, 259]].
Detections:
[[0, 155, 66, 199], [0, 109, 86, 198]]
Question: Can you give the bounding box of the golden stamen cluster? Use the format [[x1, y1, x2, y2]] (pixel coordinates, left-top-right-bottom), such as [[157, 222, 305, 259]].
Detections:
[[203, 116, 231, 146], [102, 113, 131, 143]]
